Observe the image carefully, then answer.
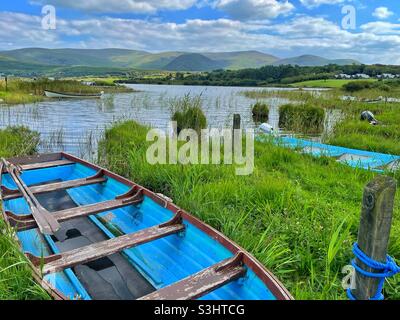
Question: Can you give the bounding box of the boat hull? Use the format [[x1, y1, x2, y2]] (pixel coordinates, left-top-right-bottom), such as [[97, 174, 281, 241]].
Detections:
[[0, 152, 292, 301], [44, 90, 103, 99], [258, 135, 400, 172]]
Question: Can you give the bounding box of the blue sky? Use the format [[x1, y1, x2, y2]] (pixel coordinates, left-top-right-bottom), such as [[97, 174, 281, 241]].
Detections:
[[0, 1, 399, 64]]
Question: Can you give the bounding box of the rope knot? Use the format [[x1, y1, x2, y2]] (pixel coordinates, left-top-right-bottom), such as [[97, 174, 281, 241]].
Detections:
[[347, 242, 400, 300]]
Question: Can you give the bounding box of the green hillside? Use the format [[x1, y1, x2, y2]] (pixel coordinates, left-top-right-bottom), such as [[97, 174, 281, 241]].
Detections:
[[0, 48, 361, 75], [273, 55, 360, 66], [204, 51, 278, 69], [164, 53, 225, 71], [0, 48, 281, 71]]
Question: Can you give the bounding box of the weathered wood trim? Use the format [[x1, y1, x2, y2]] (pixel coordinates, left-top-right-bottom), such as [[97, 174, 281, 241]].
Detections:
[[2, 173, 107, 201], [19, 159, 75, 171], [28, 213, 185, 275], [139, 252, 246, 300], [3, 161, 60, 235], [6, 153, 62, 166]]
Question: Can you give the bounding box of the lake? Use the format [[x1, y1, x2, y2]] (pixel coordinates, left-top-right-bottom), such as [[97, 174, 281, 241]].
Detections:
[[0, 84, 339, 160]]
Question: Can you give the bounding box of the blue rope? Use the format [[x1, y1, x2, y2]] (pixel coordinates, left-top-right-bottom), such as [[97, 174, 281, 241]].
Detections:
[[347, 243, 400, 300]]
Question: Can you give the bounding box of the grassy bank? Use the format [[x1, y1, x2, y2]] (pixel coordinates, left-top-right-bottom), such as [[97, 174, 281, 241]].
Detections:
[[99, 120, 400, 300], [0, 126, 50, 300], [327, 105, 400, 155], [292, 79, 377, 88], [0, 79, 134, 105]]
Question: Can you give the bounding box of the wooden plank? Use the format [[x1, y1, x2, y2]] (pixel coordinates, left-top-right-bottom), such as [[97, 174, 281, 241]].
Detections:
[[351, 175, 397, 300], [3, 161, 60, 235], [8, 189, 144, 231], [6, 153, 62, 166], [2, 172, 107, 201], [20, 159, 75, 171], [139, 252, 246, 300], [28, 213, 185, 275]]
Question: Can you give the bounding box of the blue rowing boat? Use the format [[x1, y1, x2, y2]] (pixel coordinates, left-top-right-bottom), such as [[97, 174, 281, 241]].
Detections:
[[258, 134, 400, 172], [0, 153, 292, 300]]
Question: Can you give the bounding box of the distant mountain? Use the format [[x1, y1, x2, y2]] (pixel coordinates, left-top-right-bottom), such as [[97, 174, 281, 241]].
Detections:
[[0, 48, 149, 68], [203, 51, 279, 69], [0, 48, 361, 75], [0, 48, 281, 72], [164, 53, 226, 71], [273, 55, 360, 66]]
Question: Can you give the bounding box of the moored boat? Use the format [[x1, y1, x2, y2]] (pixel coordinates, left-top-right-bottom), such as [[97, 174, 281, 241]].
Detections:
[[0, 153, 292, 300], [258, 132, 400, 172], [44, 90, 104, 99]]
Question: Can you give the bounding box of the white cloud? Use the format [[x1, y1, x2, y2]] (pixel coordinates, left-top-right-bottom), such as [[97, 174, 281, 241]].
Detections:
[[361, 21, 400, 35], [372, 7, 394, 20], [211, 0, 295, 20], [1, 12, 400, 65], [300, 0, 345, 9], [30, 0, 197, 14]]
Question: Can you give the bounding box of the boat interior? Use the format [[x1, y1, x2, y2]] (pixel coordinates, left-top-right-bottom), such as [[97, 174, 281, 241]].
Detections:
[[0, 153, 285, 300]]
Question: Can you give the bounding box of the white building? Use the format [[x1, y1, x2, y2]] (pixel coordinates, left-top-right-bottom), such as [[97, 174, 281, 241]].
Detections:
[[353, 73, 370, 79], [336, 73, 352, 79], [377, 74, 396, 79]]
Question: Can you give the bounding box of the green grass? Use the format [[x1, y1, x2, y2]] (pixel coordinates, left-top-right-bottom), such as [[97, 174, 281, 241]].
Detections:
[[0, 126, 50, 300], [292, 79, 377, 88], [328, 107, 400, 155], [99, 120, 400, 300], [279, 103, 325, 134]]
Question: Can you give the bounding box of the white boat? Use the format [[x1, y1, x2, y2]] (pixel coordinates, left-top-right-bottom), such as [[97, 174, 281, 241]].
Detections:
[[44, 90, 104, 99]]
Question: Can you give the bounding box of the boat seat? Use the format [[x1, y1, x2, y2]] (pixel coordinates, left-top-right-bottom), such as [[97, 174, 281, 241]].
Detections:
[[3, 170, 107, 201], [27, 212, 185, 276], [7, 187, 144, 232], [140, 252, 246, 300], [19, 159, 75, 171]]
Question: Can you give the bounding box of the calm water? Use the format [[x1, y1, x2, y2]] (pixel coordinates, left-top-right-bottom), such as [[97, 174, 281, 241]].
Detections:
[[0, 84, 339, 160]]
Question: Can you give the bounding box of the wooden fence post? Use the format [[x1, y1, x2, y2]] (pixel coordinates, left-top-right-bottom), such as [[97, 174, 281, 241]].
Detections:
[[351, 175, 397, 300], [233, 114, 241, 131], [233, 114, 241, 146]]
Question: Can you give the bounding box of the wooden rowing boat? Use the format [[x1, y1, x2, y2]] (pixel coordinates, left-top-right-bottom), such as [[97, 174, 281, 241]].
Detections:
[[0, 153, 292, 300], [44, 90, 103, 99]]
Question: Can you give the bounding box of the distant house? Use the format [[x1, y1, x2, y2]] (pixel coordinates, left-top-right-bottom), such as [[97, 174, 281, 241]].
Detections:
[[377, 73, 396, 79], [353, 73, 370, 79], [81, 81, 96, 86], [335, 73, 352, 79]]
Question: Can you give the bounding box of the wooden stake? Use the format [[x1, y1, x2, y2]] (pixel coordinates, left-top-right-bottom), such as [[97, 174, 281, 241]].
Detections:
[[351, 175, 397, 300], [233, 114, 241, 146]]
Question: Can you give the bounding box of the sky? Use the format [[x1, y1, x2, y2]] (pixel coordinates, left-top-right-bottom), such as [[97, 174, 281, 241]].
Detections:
[[0, 0, 399, 64]]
